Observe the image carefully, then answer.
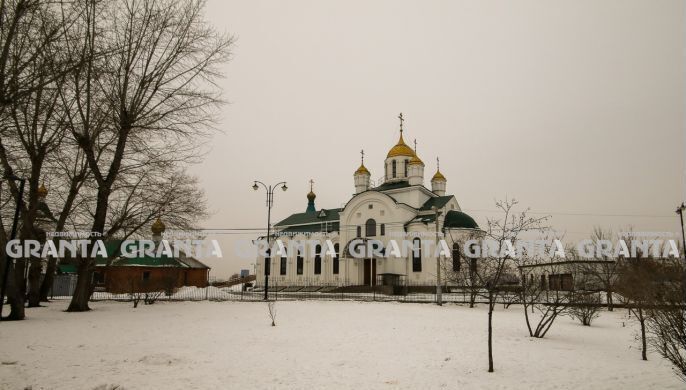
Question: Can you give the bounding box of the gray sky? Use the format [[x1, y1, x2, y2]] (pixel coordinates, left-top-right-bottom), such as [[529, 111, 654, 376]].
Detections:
[[191, 0, 685, 277]]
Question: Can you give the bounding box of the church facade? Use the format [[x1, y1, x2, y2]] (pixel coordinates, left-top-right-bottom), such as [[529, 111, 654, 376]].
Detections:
[[255, 115, 481, 287]]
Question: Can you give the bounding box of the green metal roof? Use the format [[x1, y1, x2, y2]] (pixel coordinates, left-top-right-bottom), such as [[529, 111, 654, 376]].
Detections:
[[371, 180, 411, 191], [94, 240, 190, 268], [443, 210, 479, 229], [419, 196, 453, 211], [58, 264, 77, 274], [277, 222, 340, 234], [274, 208, 341, 227]]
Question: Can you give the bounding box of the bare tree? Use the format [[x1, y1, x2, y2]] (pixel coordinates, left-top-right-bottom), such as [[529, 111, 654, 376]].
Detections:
[[569, 291, 601, 326], [442, 229, 483, 308], [578, 227, 620, 311], [470, 198, 548, 372], [520, 260, 572, 338], [63, 0, 232, 312], [645, 258, 685, 381]]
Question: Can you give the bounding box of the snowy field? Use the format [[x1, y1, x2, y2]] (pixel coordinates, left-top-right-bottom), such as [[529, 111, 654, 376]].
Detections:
[[0, 300, 682, 390]]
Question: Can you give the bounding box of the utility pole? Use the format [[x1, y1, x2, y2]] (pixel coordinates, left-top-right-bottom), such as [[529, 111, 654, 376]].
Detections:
[[676, 202, 686, 300], [433, 206, 442, 306]]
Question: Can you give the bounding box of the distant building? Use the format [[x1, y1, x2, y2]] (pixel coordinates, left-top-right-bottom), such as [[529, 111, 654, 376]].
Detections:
[[90, 218, 211, 293]]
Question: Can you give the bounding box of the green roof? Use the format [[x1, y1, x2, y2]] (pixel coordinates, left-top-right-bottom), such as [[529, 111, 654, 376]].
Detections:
[[58, 264, 77, 274], [278, 222, 340, 234], [275, 208, 341, 227], [371, 180, 411, 191], [419, 196, 453, 211], [443, 210, 479, 229], [95, 240, 188, 268]]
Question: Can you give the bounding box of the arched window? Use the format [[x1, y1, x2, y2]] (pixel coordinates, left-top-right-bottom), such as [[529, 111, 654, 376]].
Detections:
[[365, 218, 377, 237], [296, 249, 304, 275], [314, 244, 322, 275], [264, 248, 271, 276], [392, 160, 397, 178], [452, 243, 461, 272], [333, 243, 340, 275], [380, 224, 385, 236], [404, 159, 409, 177], [412, 238, 422, 272], [280, 248, 287, 275], [356, 226, 362, 237]]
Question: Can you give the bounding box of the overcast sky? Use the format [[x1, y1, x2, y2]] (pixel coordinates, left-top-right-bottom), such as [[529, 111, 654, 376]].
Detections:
[[190, 0, 685, 277]]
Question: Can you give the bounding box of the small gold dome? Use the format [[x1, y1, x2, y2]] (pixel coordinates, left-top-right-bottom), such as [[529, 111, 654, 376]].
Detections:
[[37, 184, 48, 197], [386, 134, 416, 158], [307, 190, 316, 201], [151, 217, 166, 234], [408, 154, 424, 166], [355, 163, 370, 175], [431, 170, 446, 181]]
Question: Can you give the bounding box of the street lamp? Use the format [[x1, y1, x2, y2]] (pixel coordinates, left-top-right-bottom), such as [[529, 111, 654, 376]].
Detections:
[[0, 174, 26, 321], [253, 180, 287, 300]]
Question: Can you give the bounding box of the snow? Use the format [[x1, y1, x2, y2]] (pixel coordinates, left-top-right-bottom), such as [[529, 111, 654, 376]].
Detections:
[[0, 300, 682, 389]]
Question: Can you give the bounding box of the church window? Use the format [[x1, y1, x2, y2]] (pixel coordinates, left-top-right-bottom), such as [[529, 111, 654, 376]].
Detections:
[[392, 160, 397, 178], [264, 248, 271, 276], [280, 248, 287, 275], [452, 243, 461, 272], [296, 250, 304, 275], [333, 243, 340, 274], [356, 226, 362, 237], [365, 218, 376, 237], [380, 224, 385, 236], [368, 204, 373, 209], [404, 159, 409, 177], [412, 238, 422, 272], [314, 245, 322, 274]]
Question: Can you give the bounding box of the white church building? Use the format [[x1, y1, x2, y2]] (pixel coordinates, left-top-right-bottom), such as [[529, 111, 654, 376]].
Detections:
[[255, 115, 481, 288]]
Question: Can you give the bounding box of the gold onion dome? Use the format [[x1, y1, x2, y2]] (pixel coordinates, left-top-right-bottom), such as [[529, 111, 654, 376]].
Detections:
[[37, 184, 48, 197], [432, 169, 446, 181], [307, 190, 316, 201], [386, 134, 416, 158], [409, 153, 424, 166], [355, 163, 370, 175], [151, 217, 166, 234]]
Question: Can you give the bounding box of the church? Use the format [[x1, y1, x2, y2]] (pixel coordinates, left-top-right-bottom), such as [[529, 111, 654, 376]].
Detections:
[[255, 114, 481, 288]]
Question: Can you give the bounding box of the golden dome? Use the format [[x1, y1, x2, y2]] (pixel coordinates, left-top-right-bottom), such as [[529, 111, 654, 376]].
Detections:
[[151, 217, 166, 234], [355, 163, 370, 175], [37, 184, 48, 197], [307, 190, 316, 201], [431, 170, 446, 181], [408, 154, 424, 166], [386, 134, 416, 158]]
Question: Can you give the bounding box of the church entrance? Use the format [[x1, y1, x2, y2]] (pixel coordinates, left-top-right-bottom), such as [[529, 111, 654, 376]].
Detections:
[[363, 258, 377, 286]]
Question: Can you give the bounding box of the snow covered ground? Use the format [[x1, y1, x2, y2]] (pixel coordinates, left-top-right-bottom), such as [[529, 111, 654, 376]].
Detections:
[[0, 300, 682, 389]]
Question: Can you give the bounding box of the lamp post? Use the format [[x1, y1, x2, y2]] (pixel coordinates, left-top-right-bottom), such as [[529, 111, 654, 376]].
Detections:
[[432, 206, 442, 306], [253, 180, 287, 301], [0, 175, 26, 321]]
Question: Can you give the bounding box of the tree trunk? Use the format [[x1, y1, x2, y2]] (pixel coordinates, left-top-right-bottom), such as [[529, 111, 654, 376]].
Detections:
[[4, 260, 26, 320], [26, 256, 43, 307], [66, 261, 92, 312], [488, 292, 494, 373], [639, 308, 647, 361], [607, 290, 613, 311], [39, 255, 57, 301]]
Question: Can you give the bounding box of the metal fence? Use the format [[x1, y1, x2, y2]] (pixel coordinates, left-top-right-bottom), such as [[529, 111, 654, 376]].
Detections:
[[47, 274, 505, 304]]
